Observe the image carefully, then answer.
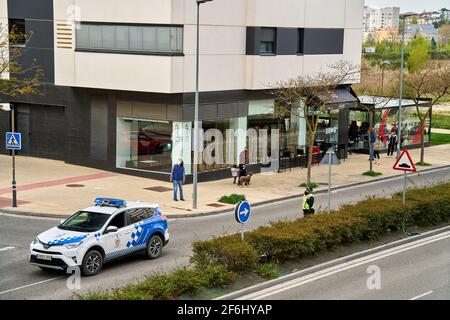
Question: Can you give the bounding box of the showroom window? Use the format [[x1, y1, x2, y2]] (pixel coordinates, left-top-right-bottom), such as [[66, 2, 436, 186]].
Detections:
[[76, 23, 183, 54], [116, 118, 173, 173]]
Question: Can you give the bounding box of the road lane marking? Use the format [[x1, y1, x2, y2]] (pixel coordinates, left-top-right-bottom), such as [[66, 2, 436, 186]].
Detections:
[[0, 246, 15, 252], [230, 231, 450, 300], [410, 291, 433, 300], [0, 276, 65, 296]]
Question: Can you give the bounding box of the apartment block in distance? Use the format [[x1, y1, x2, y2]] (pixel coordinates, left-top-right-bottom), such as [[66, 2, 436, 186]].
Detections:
[[0, 0, 364, 181]]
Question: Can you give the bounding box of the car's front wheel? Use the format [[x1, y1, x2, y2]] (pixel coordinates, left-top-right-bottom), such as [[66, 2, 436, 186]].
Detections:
[[146, 234, 163, 259], [81, 250, 103, 276]]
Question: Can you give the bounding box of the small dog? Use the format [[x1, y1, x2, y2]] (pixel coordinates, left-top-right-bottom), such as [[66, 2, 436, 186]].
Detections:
[[238, 173, 253, 186]]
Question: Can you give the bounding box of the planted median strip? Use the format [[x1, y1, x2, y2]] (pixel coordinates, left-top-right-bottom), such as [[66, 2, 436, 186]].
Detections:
[[80, 183, 450, 300]]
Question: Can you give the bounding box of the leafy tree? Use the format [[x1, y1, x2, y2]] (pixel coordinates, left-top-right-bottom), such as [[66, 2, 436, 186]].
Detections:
[[406, 36, 430, 73], [0, 23, 43, 96], [403, 62, 450, 165]]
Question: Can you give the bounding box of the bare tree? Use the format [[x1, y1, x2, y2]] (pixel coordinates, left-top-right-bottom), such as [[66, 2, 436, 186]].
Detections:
[[271, 61, 360, 185], [403, 62, 450, 165], [0, 22, 43, 97]]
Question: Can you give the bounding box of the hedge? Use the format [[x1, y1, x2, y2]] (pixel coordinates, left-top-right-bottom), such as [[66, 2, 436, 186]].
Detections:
[[192, 183, 450, 270]]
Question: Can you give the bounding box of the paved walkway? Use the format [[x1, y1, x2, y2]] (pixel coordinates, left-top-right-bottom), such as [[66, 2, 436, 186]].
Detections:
[[0, 144, 449, 217], [431, 128, 450, 135]]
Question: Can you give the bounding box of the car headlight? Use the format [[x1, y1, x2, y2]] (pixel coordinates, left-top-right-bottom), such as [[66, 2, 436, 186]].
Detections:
[[64, 242, 83, 249]]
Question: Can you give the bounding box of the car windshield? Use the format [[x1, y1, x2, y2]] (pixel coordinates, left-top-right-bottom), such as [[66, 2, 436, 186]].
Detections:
[[58, 211, 110, 232]]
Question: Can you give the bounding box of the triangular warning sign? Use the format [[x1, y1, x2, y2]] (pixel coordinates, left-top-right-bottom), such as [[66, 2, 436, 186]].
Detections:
[[8, 135, 18, 146], [393, 149, 416, 172]]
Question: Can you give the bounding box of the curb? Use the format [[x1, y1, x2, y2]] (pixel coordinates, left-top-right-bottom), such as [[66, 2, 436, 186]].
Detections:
[[215, 224, 450, 300], [1, 164, 450, 220]]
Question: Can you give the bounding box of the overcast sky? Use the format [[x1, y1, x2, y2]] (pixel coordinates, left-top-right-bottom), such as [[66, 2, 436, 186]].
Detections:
[[365, 0, 449, 13]]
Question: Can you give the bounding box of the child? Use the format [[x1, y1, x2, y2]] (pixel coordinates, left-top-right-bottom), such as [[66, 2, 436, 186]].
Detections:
[[374, 135, 382, 164], [231, 165, 239, 184]]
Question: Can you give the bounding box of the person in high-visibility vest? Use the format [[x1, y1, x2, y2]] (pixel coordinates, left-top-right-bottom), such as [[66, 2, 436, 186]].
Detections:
[[302, 187, 315, 216]]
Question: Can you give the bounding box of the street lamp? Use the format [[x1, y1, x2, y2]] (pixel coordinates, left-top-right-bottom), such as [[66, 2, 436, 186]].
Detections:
[[397, 13, 415, 158], [193, 0, 213, 209]]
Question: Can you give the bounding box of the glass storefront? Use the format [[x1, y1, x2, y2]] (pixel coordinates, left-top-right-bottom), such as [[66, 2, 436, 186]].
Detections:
[[116, 118, 173, 173], [349, 106, 430, 151]]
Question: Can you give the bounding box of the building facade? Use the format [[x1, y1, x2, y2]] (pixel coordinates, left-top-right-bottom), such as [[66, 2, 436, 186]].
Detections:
[[0, 0, 363, 181]]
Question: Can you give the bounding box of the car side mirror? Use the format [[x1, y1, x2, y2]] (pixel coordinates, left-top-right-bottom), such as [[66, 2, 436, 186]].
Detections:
[[105, 226, 118, 234]]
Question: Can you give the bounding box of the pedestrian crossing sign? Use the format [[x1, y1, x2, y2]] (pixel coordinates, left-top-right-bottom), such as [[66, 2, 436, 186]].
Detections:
[[5, 132, 21, 150]]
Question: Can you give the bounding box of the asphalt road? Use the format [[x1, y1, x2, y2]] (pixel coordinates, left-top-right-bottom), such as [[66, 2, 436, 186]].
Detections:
[[0, 167, 449, 300], [237, 231, 450, 300]]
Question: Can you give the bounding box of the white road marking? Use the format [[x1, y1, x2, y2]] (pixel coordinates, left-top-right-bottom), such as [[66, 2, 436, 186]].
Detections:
[[410, 291, 433, 300], [0, 276, 65, 296], [0, 246, 15, 252], [229, 231, 450, 300]]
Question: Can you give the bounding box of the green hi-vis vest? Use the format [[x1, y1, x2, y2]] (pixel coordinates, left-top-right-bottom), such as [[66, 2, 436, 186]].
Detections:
[[303, 194, 314, 210]]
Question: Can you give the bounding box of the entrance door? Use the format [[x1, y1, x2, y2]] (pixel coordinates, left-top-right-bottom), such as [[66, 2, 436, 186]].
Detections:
[[29, 105, 66, 160]]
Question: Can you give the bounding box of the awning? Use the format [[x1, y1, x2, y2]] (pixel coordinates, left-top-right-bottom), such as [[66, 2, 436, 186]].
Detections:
[[358, 96, 430, 109], [325, 87, 359, 110]]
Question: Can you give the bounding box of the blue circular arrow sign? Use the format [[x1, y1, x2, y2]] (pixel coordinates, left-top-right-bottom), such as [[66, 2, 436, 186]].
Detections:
[[235, 201, 251, 224]]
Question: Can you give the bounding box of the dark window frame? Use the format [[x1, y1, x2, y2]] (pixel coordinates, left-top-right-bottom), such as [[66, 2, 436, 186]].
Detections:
[[259, 27, 277, 55], [8, 19, 26, 46]]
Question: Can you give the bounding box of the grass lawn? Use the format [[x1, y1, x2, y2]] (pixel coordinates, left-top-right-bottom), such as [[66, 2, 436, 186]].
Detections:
[[430, 132, 450, 146], [432, 113, 450, 130]]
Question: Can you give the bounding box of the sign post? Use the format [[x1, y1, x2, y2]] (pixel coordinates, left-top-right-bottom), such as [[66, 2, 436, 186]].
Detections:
[[5, 104, 21, 208], [320, 147, 341, 213], [234, 200, 251, 241], [393, 149, 416, 204]]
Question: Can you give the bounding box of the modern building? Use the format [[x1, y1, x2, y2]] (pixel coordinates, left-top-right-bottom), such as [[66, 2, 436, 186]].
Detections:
[[363, 6, 400, 33], [404, 24, 438, 43], [0, 0, 363, 181]]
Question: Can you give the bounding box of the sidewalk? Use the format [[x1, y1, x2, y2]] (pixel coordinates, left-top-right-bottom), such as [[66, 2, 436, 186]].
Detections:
[[1, 144, 450, 218]]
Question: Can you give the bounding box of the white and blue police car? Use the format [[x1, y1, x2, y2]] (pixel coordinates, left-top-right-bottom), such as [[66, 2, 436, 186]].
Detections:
[[29, 198, 169, 276]]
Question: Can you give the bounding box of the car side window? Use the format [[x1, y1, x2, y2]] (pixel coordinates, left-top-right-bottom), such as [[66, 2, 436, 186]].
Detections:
[[107, 212, 125, 229], [127, 208, 154, 225]]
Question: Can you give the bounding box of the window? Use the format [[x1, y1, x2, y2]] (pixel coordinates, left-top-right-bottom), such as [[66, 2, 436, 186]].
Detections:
[[127, 208, 154, 224], [76, 23, 183, 54], [298, 29, 304, 54], [9, 19, 26, 46], [108, 212, 126, 229], [260, 27, 276, 54]]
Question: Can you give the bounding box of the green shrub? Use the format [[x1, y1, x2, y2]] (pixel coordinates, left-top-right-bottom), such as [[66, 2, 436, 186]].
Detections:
[[362, 171, 383, 177], [218, 194, 246, 204], [191, 234, 258, 273], [257, 262, 279, 280], [299, 182, 319, 190]]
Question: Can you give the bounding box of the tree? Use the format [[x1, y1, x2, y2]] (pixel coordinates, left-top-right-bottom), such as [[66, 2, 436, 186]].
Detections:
[[271, 61, 360, 185], [403, 62, 450, 165], [438, 24, 450, 45], [411, 16, 418, 25], [407, 36, 430, 73], [0, 22, 43, 97]]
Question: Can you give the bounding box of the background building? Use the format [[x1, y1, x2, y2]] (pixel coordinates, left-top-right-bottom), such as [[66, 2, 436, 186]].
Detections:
[[363, 6, 400, 43], [0, 0, 363, 181]]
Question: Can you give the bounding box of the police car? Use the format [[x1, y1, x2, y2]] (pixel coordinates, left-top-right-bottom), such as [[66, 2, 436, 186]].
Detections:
[[29, 198, 169, 276]]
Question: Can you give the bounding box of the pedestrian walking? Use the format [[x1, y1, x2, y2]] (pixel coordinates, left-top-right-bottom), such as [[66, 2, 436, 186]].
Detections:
[[369, 128, 377, 161], [170, 159, 185, 201], [374, 135, 381, 164], [302, 187, 315, 216], [231, 165, 239, 184], [387, 131, 398, 157]]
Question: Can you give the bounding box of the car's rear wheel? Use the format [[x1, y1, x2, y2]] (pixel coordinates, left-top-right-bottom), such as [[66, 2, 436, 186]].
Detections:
[[81, 250, 103, 276], [146, 234, 163, 259]]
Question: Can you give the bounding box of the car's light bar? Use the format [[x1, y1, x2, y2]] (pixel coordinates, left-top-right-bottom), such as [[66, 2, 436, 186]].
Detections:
[[95, 198, 127, 208]]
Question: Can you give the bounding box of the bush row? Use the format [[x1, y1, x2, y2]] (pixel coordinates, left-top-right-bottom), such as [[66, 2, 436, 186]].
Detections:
[[192, 183, 450, 271], [81, 265, 235, 300]]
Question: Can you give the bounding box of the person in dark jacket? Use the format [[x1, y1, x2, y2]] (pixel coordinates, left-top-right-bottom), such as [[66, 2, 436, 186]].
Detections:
[[237, 164, 247, 186], [170, 159, 185, 201], [387, 131, 398, 157], [302, 187, 315, 216]]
